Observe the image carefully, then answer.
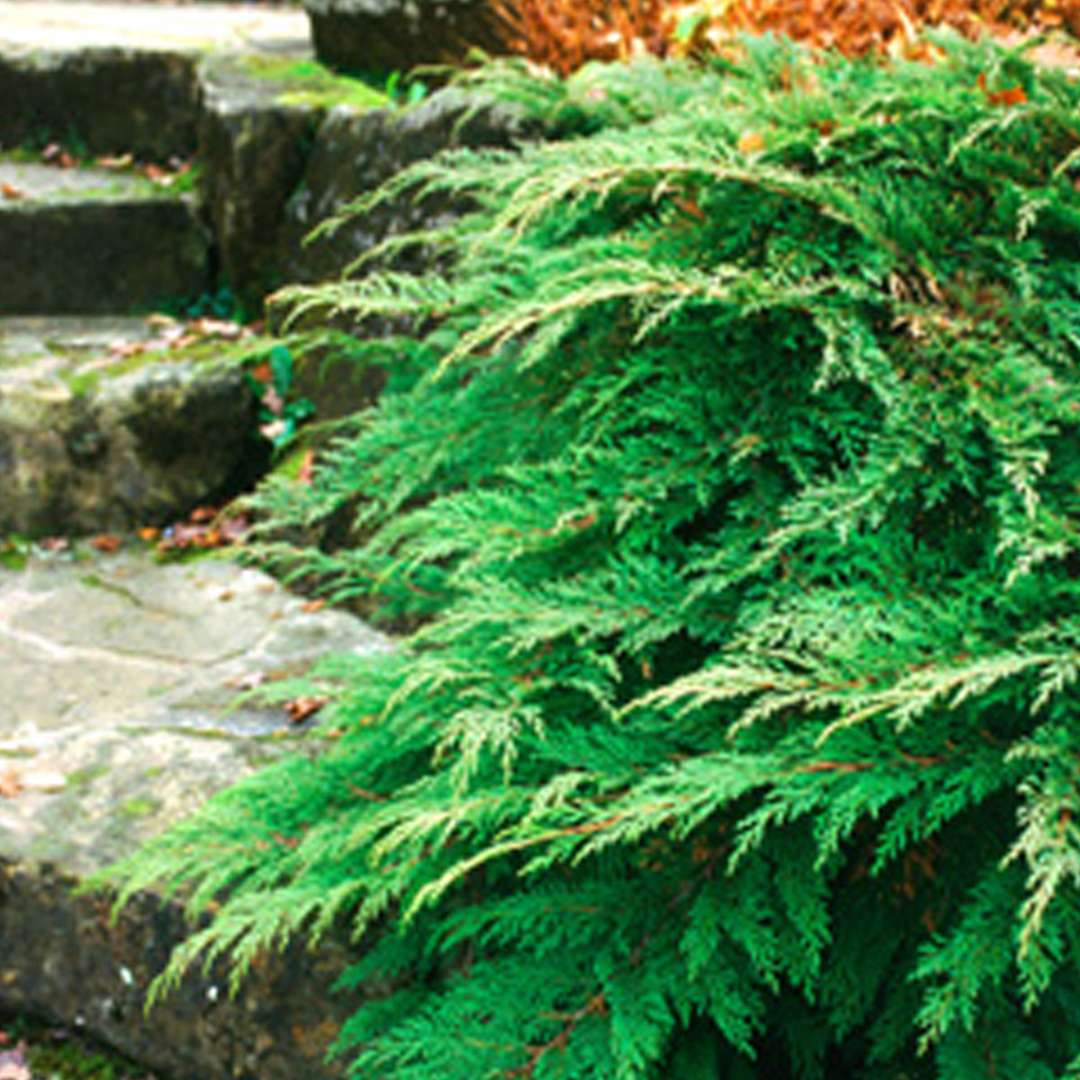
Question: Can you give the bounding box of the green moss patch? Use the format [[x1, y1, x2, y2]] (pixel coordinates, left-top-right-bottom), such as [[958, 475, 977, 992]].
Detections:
[[238, 55, 388, 111], [116, 796, 160, 819]]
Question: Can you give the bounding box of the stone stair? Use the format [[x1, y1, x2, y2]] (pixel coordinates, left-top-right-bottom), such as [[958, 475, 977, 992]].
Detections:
[[0, 0, 530, 533], [0, 6, 535, 1074], [0, 6, 388, 1079], [0, 2, 314, 538], [0, 161, 210, 315]]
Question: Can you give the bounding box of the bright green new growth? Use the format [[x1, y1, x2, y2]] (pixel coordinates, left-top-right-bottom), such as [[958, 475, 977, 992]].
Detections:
[[97, 33, 1080, 1078]]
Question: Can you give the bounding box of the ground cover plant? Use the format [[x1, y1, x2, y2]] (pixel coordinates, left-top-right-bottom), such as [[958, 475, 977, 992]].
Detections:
[[96, 33, 1080, 1079]]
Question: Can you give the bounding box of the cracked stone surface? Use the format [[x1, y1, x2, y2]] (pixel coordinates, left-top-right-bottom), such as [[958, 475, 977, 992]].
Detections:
[[0, 546, 390, 871], [0, 546, 391, 1078]]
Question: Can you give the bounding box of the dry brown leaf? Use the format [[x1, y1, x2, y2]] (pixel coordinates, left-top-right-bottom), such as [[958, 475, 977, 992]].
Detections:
[[229, 670, 268, 691], [0, 769, 22, 799], [737, 130, 766, 154], [88, 534, 123, 553], [285, 696, 329, 724]]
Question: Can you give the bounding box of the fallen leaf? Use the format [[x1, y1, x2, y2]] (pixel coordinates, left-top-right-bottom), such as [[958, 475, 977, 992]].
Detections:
[[737, 130, 765, 154], [38, 536, 69, 552], [108, 342, 147, 361], [228, 671, 268, 691], [0, 183, 24, 201], [285, 697, 329, 724], [218, 589, 235, 602], [0, 769, 22, 799], [191, 317, 244, 340], [89, 534, 123, 553], [672, 196, 705, 221], [155, 510, 249, 554], [259, 418, 287, 442], [218, 515, 250, 543], [976, 72, 1028, 106], [138, 526, 160, 542], [261, 386, 285, 417], [300, 599, 326, 614]]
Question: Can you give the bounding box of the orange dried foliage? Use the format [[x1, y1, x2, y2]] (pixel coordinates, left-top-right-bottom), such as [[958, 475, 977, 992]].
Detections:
[[487, 0, 671, 75], [484, 0, 1079, 72]]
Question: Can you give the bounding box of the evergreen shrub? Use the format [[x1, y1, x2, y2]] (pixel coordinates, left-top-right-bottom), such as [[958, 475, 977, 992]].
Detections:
[[99, 35, 1080, 1079]]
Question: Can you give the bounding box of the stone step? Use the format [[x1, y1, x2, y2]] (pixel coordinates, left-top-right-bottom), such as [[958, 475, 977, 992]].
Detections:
[[0, 542, 391, 1079], [0, 313, 267, 534], [0, 2, 311, 160], [0, 159, 211, 314]]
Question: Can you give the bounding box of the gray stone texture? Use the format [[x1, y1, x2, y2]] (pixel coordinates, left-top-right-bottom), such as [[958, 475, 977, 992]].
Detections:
[[0, 321, 264, 535], [0, 197, 211, 315], [0, 549, 393, 1079], [280, 90, 534, 287], [197, 58, 324, 313], [0, 12, 536, 318], [0, 48, 201, 161], [304, 0, 505, 73]]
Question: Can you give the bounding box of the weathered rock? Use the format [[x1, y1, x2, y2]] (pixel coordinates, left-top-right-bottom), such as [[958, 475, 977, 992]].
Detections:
[[304, 0, 505, 73], [0, 548, 393, 1079], [0, 161, 211, 315], [279, 88, 534, 287], [0, 317, 265, 535], [197, 57, 325, 314], [0, 48, 201, 161]]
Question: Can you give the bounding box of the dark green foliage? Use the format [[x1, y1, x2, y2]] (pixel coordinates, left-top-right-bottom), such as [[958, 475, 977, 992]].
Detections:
[[96, 33, 1080, 1079]]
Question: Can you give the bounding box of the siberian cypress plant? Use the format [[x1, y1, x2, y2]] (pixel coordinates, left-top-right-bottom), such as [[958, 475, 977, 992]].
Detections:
[[98, 34, 1080, 1079]]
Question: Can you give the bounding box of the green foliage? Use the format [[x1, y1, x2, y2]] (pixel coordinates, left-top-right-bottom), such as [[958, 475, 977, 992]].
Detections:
[[237, 54, 390, 112], [0, 535, 31, 571], [245, 342, 316, 450], [95, 33, 1080, 1079]]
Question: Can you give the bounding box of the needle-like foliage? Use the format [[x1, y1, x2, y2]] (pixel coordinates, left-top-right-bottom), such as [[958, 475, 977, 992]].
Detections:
[[97, 35, 1080, 1079]]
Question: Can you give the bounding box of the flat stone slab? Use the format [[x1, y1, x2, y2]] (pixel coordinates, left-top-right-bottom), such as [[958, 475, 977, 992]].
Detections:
[[0, 159, 161, 200], [0, 314, 154, 364], [0, 2, 309, 54], [0, 545, 390, 1078], [0, 545, 390, 871]]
